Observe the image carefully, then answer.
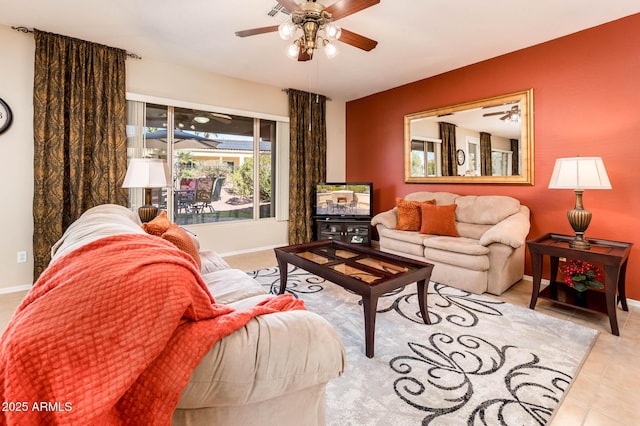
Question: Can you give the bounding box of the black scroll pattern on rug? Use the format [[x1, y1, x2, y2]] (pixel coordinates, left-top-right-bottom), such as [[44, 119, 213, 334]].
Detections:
[[375, 282, 505, 327], [248, 266, 326, 296], [250, 267, 505, 328], [389, 333, 572, 425]]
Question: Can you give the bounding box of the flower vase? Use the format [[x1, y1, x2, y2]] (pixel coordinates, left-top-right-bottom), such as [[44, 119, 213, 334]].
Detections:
[[574, 289, 587, 307]]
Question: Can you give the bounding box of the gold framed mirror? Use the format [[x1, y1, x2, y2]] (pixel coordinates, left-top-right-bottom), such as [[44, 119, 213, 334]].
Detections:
[[404, 89, 534, 185]]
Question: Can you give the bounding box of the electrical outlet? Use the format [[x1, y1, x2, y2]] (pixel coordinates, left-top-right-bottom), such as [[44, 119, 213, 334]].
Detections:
[[17, 251, 27, 263]]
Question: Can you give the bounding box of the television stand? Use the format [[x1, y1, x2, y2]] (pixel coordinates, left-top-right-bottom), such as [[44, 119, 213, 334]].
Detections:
[[315, 217, 372, 246]]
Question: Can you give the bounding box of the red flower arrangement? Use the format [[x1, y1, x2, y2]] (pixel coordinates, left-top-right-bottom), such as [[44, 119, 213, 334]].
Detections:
[[561, 259, 604, 293]]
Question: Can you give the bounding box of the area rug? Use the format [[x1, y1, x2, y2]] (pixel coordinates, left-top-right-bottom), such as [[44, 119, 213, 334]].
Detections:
[[248, 266, 598, 426]]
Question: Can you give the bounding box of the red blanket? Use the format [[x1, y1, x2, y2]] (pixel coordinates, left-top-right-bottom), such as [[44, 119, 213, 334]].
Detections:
[[0, 234, 304, 425]]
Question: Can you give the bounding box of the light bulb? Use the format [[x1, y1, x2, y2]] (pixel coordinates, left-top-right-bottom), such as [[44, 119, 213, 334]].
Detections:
[[287, 42, 300, 59], [325, 23, 342, 40], [278, 22, 296, 40], [324, 41, 339, 58]]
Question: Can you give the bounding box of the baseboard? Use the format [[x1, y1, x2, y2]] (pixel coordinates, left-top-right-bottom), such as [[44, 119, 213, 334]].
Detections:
[[0, 284, 32, 295], [218, 244, 283, 258]]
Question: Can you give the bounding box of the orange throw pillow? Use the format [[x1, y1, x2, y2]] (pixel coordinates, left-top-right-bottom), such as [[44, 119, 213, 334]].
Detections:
[[419, 203, 459, 237], [161, 223, 202, 270], [396, 198, 435, 231], [141, 211, 171, 236]]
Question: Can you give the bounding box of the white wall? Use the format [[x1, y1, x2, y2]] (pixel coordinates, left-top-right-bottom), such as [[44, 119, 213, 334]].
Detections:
[[0, 23, 346, 291], [0, 25, 35, 292]]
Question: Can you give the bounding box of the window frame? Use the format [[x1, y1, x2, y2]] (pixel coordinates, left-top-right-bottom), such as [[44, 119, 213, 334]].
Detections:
[[126, 92, 290, 224]]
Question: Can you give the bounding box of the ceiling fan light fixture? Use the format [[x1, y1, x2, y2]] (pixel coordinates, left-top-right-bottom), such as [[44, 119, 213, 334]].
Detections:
[[287, 40, 300, 59], [325, 22, 342, 40], [278, 21, 296, 40], [193, 116, 210, 124], [323, 40, 339, 58]]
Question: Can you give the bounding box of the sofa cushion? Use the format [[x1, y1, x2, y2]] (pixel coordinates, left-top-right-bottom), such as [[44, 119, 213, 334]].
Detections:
[[378, 230, 430, 257], [404, 191, 458, 206], [423, 247, 490, 271], [161, 223, 202, 270], [396, 198, 434, 231], [379, 227, 432, 246], [200, 250, 232, 273], [142, 210, 171, 236], [422, 236, 490, 256], [202, 269, 266, 305], [455, 195, 521, 225], [455, 222, 492, 240], [419, 203, 459, 237], [50, 204, 145, 262]]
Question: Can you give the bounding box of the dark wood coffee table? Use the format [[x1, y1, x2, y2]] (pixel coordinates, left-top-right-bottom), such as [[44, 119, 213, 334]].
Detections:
[[274, 240, 434, 358]]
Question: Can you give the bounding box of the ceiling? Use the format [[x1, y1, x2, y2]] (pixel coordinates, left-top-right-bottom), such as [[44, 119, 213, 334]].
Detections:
[[2, 0, 639, 102]]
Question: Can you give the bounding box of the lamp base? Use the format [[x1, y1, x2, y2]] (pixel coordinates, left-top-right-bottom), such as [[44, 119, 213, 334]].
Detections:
[[568, 233, 591, 250], [138, 204, 158, 223], [567, 190, 592, 250]]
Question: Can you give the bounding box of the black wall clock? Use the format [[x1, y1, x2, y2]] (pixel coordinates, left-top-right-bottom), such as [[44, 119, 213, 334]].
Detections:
[[0, 98, 13, 134], [456, 149, 465, 166]]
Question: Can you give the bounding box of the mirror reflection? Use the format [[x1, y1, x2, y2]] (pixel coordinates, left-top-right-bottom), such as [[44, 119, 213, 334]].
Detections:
[[404, 89, 534, 185]]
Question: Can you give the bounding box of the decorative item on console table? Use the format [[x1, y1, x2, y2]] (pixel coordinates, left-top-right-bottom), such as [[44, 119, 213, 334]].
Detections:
[[548, 156, 612, 249], [528, 233, 632, 335]]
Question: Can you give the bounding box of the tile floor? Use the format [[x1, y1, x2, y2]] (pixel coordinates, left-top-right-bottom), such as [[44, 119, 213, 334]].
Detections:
[[2, 249, 638, 425]]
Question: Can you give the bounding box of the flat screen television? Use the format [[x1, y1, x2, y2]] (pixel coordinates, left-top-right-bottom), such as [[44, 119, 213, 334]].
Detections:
[[313, 182, 373, 219]]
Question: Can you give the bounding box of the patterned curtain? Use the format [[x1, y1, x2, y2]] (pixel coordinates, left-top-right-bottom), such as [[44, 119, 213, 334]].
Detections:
[[32, 30, 128, 280], [287, 89, 327, 244], [511, 139, 519, 176], [480, 132, 492, 176], [439, 122, 457, 176]]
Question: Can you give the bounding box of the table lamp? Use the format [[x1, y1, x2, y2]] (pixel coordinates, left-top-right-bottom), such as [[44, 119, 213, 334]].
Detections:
[[548, 156, 611, 249], [122, 158, 171, 222]]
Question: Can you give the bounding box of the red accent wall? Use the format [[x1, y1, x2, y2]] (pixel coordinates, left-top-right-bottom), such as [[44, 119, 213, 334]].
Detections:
[[346, 14, 640, 299]]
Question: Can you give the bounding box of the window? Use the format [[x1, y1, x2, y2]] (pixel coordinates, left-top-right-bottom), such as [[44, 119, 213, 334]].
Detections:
[[410, 138, 441, 177], [491, 149, 513, 176], [126, 100, 282, 225], [466, 137, 480, 176]]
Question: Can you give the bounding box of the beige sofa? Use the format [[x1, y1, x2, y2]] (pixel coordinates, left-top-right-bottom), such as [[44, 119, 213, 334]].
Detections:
[[371, 192, 530, 295], [48, 204, 347, 425]]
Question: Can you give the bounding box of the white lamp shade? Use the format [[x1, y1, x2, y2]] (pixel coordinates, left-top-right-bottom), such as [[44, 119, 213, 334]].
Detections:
[[278, 22, 296, 40], [122, 158, 171, 188], [548, 157, 612, 190]]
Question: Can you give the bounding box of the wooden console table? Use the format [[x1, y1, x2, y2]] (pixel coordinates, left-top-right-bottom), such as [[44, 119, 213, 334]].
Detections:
[[528, 233, 632, 336]]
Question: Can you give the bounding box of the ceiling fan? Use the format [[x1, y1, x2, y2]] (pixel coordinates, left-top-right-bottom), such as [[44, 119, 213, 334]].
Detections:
[[235, 0, 379, 61], [157, 111, 232, 131], [482, 105, 521, 122]]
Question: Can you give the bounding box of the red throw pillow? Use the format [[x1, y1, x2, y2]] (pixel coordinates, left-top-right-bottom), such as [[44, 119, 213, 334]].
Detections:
[[141, 211, 171, 236], [396, 198, 435, 231], [419, 203, 459, 237], [161, 223, 202, 270]]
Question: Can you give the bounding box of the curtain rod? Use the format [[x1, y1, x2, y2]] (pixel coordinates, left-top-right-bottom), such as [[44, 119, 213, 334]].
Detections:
[[282, 88, 332, 102], [12, 26, 142, 60]]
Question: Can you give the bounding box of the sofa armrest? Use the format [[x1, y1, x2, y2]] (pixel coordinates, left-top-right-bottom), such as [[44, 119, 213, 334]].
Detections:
[[199, 250, 232, 273], [479, 206, 531, 249], [177, 310, 346, 409], [371, 207, 398, 230]]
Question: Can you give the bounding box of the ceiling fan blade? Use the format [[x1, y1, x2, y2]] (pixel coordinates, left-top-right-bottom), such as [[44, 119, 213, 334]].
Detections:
[[338, 28, 377, 51], [325, 0, 380, 20], [235, 25, 279, 37], [298, 48, 312, 62], [482, 111, 508, 117], [277, 0, 302, 12], [210, 112, 232, 121]]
